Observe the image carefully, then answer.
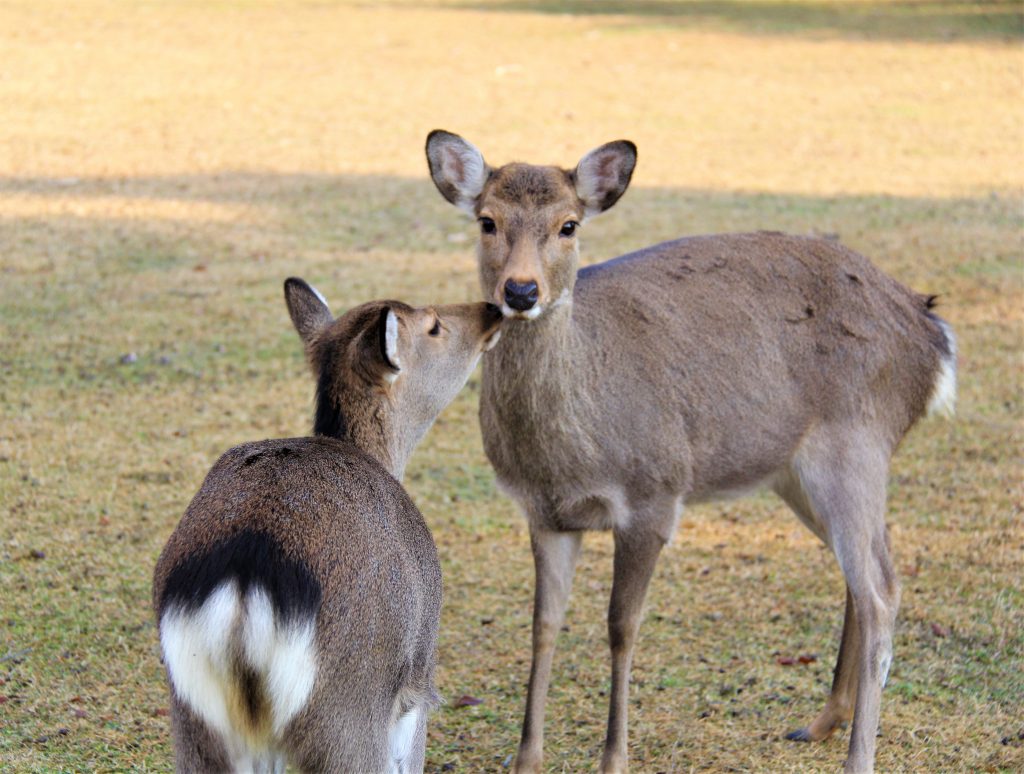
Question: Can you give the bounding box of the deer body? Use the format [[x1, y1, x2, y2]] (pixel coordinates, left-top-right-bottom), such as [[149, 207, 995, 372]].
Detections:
[[425, 131, 956, 774], [484, 232, 945, 521], [153, 279, 502, 773], [154, 436, 439, 773]]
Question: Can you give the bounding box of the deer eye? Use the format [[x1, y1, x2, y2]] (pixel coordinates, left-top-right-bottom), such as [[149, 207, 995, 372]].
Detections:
[[479, 217, 496, 235], [428, 319, 441, 336], [559, 221, 578, 238]]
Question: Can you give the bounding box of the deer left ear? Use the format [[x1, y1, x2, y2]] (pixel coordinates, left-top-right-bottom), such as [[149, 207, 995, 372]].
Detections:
[[378, 307, 401, 382], [573, 140, 637, 219], [285, 277, 333, 345], [426, 130, 490, 216]]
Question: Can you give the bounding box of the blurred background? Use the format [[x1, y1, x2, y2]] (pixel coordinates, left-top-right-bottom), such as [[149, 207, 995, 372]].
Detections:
[[1, 1, 1021, 770]]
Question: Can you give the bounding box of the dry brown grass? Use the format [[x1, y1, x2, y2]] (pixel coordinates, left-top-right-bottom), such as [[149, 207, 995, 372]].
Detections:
[[1, 1, 1021, 771]]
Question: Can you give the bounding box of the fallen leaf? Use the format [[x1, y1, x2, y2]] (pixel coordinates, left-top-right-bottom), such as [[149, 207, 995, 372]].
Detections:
[[931, 622, 949, 638], [777, 656, 796, 666], [454, 695, 483, 707], [797, 654, 818, 664]]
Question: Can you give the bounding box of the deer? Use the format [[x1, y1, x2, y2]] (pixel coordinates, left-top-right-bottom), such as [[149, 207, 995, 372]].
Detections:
[[153, 277, 503, 773], [424, 130, 957, 774]]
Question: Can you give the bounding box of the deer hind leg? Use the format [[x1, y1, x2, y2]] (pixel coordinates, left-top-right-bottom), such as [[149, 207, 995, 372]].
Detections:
[[784, 587, 860, 743], [775, 470, 859, 743], [513, 527, 583, 774], [776, 430, 900, 774], [600, 524, 667, 774]]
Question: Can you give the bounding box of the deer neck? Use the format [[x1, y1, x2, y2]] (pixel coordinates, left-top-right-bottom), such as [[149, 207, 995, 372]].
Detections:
[[315, 390, 423, 483], [349, 411, 434, 483], [484, 301, 582, 412]]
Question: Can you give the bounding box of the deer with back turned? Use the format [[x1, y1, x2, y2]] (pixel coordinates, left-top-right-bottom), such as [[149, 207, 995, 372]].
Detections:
[[153, 278, 502, 772], [425, 130, 956, 774]]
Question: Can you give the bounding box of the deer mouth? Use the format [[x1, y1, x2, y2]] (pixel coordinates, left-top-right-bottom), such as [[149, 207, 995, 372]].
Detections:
[[499, 303, 544, 321]]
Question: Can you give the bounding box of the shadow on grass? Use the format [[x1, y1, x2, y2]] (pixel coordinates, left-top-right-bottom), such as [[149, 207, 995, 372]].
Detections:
[[442, 0, 1023, 42], [1, 171, 1020, 269], [2, 170, 1018, 399]]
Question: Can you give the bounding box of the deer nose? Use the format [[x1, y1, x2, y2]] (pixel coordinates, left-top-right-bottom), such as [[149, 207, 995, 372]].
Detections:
[[504, 279, 538, 311]]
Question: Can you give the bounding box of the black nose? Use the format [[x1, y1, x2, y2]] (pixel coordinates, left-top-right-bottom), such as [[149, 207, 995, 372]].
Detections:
[[504, 279, 538, 311]]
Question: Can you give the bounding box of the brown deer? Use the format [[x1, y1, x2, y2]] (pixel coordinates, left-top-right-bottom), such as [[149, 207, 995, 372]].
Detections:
[[425, 130, 956, 774], [153, 278, 502, 772]]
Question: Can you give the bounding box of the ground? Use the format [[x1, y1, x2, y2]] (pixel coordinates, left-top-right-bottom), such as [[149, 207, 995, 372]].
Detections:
[[0, 1, 1021, 771]]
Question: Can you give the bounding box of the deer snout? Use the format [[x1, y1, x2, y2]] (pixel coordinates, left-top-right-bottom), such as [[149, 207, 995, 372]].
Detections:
[[504, 279, 539, 312]]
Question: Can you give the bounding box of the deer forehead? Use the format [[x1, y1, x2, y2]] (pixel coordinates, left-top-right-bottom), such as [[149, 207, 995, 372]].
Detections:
[[483, 163, 578, 210]]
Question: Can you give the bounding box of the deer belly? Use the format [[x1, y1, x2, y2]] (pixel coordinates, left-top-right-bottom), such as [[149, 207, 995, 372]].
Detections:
[[497, 475, 629, 532], [551, 493, 625, 531]]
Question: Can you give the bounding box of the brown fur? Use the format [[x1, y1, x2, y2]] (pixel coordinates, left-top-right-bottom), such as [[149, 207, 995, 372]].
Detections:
[[425, 131, 956, 774], [153, 279, 502, 772]]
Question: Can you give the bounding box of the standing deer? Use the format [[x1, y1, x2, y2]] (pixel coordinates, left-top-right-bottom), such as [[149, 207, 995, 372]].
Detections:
[[425, 130, 956, 774], [153, 278, 502, 773]]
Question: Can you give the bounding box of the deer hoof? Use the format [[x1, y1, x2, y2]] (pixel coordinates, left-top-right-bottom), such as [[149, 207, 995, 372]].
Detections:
[[785, 727, 815, 742]]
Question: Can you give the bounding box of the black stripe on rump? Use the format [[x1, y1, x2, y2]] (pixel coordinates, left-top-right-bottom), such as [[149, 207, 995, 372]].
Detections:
[[160, 529, 321, 624]]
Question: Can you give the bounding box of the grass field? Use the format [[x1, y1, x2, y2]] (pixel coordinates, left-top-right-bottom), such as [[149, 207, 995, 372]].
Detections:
[[1, 1, 1022, 771]]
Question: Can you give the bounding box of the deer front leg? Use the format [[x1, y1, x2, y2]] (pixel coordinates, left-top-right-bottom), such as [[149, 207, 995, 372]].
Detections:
[[513, 527, 582, 774], [601, 527, 666, 774]]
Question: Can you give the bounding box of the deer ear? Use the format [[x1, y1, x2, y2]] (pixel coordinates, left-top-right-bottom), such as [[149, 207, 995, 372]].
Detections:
[[285, 277, 333, 345], [573, 140, 637, 219], [377, 306, 401, 383], [426, 130, 490, 216]]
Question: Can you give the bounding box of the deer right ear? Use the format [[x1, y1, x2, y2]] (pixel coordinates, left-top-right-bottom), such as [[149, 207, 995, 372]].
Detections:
[[378, 307, 401, 379], [426, 130, 490, 216], [284, 277, 333, 345]]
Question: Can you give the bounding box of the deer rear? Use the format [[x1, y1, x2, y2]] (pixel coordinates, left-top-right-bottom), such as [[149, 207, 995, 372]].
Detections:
[[153, 278, 502, 772], [425, 130, 956, 774]]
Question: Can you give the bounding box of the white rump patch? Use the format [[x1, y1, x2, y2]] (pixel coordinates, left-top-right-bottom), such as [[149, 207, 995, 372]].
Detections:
[[160, 582, 317, 752], [161, 582, 240, 742], [388, 708, 421, 774], [240, 587, 318, 736], [926, 319, 957, 418]]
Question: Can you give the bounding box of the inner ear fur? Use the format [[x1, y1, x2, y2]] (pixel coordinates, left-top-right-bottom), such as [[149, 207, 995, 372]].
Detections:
[[379, 307, 400, 374], [572, 140, 637, 219], [426, 130, 490, 215], [352, 304, 404, 387]]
